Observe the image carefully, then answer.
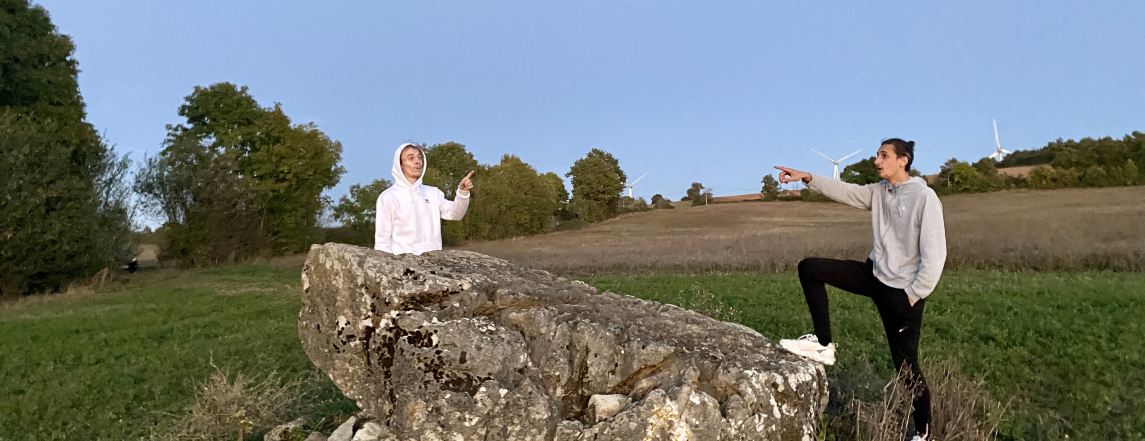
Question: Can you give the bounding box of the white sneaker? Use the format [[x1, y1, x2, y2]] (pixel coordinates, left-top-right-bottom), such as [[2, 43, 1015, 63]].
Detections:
[[779, 334, 836, 365]]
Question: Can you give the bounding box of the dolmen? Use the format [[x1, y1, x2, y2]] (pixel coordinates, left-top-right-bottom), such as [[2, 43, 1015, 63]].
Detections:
[[299, 243, 827, 441]]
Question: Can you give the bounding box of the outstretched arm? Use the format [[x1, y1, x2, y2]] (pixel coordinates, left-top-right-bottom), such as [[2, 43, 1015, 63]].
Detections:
[[440, 170, 473, 221], [774, 166, 874, 210]]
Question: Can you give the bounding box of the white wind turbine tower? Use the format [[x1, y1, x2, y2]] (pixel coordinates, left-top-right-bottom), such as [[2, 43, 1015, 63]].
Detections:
[[988, 119, 1012, 161], [625, 172, 648, 198], [811, 149, 861, 179]]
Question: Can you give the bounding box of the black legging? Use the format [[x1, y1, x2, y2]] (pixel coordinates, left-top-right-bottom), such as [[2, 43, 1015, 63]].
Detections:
[[798, 257, 931, 435]]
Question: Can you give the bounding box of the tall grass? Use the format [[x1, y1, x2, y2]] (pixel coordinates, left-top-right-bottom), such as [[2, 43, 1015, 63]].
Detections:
[[462, 187, 1145, 274]]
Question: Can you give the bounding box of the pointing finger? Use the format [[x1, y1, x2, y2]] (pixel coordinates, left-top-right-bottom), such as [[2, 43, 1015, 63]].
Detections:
[[464, 170, 475, 180]]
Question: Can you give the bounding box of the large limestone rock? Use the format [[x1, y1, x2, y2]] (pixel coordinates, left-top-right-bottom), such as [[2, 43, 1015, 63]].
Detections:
[[299, 243, 827, 440]]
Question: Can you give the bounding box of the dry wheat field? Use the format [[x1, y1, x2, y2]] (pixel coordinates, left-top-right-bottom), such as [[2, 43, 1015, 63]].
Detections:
[[461, 186, 1145, 274]]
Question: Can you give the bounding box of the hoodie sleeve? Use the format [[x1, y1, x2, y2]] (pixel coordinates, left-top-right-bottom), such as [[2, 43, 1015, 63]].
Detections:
[[439, 188, 470, 221], [374, 193, 395, 253], [806, 174, 876, 210], [905, 191, 947, 302]]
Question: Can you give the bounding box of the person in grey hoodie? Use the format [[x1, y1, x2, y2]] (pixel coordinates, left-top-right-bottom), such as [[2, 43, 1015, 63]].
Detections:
[[775, 139, 946, 441]]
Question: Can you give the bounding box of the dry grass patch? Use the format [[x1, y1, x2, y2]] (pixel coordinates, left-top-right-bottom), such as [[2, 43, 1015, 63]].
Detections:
[[152, 363, 319, 441], [462, 187, 1145, 274], [830, 359, 1006, 441]]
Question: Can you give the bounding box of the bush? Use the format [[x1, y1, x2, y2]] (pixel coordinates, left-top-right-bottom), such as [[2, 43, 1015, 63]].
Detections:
[[1027, 165, 1079, 189], [617, 196, 651, 214], [949, 162, 1001, 193], [654, 198, 675, 209], [801, 189, 833, 202]]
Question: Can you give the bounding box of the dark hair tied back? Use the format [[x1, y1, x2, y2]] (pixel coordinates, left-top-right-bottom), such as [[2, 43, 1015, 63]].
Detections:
[[881, 138, 915, 172]]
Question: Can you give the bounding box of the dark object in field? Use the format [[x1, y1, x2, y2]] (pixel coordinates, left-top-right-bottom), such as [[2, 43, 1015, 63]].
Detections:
[[299, 243, 828, 440]]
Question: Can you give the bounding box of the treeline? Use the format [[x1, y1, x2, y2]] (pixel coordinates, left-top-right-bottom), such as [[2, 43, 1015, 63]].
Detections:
[[329, 146, 632, 246], [1, 2, 133, 297], [827, 133, 1144, 195], [930, 132, 1144, 194]]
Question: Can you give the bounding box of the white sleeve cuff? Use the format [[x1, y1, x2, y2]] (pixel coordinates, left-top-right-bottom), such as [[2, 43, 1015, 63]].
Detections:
[[457, 189, 470, 198]]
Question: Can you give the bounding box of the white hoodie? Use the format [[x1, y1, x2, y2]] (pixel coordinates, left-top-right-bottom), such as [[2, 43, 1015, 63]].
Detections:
[[374, 143, 470, 255]]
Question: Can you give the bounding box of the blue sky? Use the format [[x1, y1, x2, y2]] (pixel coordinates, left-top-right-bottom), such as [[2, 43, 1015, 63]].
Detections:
[[39, 1, 1145, 202]]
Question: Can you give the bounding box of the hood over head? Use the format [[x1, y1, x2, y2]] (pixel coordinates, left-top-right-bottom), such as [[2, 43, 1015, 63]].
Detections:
[[391, 143, 427, 189]]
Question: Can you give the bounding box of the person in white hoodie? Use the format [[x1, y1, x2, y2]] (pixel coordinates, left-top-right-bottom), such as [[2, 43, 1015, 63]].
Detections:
[[375, 143, 473, 255], [774, 139, 946, 441]]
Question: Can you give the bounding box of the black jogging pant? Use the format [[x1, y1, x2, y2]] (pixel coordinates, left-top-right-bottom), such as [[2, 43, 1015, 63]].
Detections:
[[797, 257, 931, 434]]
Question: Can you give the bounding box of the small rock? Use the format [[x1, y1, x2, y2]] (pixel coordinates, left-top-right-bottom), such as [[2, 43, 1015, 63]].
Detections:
[[327, 416, 356, 441], [304, 432, 328, 441], [264, 417, 306, 441], [351, 421, 394, 441], [586, 394, 630, 422]]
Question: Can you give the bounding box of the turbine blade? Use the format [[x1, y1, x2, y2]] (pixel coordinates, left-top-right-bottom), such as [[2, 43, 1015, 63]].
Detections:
[[631, 172, 648, 186], [994, 119, 1001, 150], [811, 149, 835, 162], [838, 149, 861, 162], [1002, 149, 1012, 154]]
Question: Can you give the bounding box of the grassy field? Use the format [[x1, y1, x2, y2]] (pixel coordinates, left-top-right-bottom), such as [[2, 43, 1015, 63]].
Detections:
[[0, 265, 356, 441], [463, 186, 1145, 274], [1, 263, 1142, 440], [584, 271, 1145, 440], [2, 187, 1142, 440]]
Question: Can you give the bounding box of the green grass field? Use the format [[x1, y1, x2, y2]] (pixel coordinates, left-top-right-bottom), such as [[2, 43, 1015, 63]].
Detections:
[[1, 265, 1142, 440], [0, 266, 355, 441]]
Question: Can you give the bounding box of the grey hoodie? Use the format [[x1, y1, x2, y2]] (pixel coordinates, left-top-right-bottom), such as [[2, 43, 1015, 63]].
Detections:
[[807, 174, 947, 302]]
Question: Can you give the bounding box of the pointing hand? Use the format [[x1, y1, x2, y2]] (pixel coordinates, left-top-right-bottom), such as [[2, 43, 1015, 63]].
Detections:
[[774, 166, 812, 184], [459, 170, 475, 192]]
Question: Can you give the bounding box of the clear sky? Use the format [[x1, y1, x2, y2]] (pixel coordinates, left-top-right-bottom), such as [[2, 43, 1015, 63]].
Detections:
[[38, 1, 1145, 202]]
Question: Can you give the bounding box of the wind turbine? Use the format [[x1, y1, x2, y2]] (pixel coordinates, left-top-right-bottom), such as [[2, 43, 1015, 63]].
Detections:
[[988, 119, 1012, 161], [811, 149, 861, 179], [625, 172, 648, 198]]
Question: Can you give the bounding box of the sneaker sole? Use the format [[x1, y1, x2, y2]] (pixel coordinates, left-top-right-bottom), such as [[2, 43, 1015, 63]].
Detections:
[[780, 341, 835, 365]]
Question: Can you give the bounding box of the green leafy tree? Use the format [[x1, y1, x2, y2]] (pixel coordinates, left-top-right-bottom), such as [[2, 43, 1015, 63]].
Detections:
[[541, 172, 569, 207], [761, 175, 780, 201], [1, 2, 131, 296], [841, 157, 880, 185], [1027, 165, 1079, 189], [422, 142, 481, 244], [687, 182, 710, 206], [1122, 159, 1139, 186], [135, 83, 344, 263], [466, 155, 557, 240], [972, 158, 1005, 190], [1079, 165, 1112, 188], [331, 178, 392, 244], [566, 149, 626, 222], [949, 162, 999, 193], [424, 142, 478, 199]]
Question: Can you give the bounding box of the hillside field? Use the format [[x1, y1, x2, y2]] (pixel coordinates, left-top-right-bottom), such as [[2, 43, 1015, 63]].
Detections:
[[462, 186, 1145, 274]]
